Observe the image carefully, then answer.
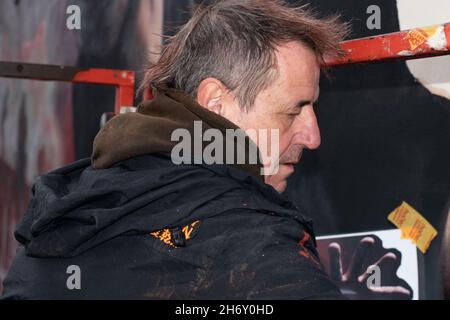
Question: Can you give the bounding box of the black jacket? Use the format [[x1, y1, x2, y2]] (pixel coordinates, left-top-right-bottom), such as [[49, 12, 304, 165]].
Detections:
[[2, 88, 343, 299]]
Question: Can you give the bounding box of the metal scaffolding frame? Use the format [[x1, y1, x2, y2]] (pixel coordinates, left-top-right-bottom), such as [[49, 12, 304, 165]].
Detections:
[[0, 23, 449, 112], [0, 62, 135, 115]]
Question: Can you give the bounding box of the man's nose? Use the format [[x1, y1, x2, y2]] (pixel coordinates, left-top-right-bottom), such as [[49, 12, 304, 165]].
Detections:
[[294, 106, 321, 150]]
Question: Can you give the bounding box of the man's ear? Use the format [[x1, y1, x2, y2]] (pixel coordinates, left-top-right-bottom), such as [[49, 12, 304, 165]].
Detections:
[[196, 78, 226, 116]]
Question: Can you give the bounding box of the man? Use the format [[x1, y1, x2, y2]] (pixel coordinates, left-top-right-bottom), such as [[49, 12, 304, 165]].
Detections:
[[2, 0, 348, 299]]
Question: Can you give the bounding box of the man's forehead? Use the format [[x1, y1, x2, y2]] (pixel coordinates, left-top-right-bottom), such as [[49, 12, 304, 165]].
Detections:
[[276, 70, 320, 107], [274, 41, 321, 93]]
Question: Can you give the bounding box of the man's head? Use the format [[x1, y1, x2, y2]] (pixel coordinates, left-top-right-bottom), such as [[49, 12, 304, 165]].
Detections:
[[141, 0, 349, 192]]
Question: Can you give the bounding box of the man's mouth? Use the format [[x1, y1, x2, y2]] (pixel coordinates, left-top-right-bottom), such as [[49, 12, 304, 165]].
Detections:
[[282, 160, 299, 165], [283, 163, 295, 168], [274, 149, 304, 175], [281, 155, 302, 166]]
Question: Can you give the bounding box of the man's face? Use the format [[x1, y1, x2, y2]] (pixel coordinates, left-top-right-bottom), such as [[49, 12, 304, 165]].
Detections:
[[222, 41, 321, 192]]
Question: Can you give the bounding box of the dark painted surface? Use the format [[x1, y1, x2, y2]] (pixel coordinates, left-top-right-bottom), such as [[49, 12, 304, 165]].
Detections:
[[285, 0, 450, 299], [0, 0, 163, 291]]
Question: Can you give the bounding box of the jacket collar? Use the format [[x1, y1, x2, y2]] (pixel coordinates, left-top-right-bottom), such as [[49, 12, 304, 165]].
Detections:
[[91, 87, 264, 181]]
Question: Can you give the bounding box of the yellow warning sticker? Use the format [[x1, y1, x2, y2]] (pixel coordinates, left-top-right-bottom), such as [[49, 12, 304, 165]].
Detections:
[[406, 25, 439, 50], [388, 202, 438, 254]]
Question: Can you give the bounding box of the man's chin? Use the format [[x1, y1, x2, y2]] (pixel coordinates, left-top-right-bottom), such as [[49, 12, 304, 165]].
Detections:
[[264, 163, 294, 176], [280, 163, 295, 173], [265, 164, 295, 193]]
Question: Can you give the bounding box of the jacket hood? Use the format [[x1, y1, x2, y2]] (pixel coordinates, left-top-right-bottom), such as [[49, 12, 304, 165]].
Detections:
[[92, 87, 264, 179]]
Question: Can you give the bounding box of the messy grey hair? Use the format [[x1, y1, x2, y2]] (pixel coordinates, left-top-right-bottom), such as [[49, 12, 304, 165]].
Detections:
[[140, 0, 350, 110]]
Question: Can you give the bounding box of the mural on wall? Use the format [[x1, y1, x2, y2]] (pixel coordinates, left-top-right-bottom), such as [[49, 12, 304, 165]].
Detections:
[[0, 0, 448, 299], [0, 0, 77, 289], [0, 0, 165, 291]]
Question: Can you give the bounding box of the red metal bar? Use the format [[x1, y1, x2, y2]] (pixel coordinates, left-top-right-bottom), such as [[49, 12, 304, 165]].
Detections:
[[115, 85, 135, 114], [72, 68, 135, 87], [0, 62, 135, 113], [73, 69, 135, 114], [327, 23, 450, 66], [3, 22, 450, 110]]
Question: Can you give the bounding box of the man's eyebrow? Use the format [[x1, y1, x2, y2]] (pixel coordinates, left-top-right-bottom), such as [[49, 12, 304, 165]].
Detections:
[[295, 98, 319, 108]]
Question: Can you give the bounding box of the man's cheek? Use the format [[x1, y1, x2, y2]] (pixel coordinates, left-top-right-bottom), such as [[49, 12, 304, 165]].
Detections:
[[278, 134, 294, 159], [253, 128, 280, 176]]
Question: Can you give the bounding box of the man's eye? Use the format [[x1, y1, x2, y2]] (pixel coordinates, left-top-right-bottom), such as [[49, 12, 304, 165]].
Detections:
[[287, 113, 300, 118]]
